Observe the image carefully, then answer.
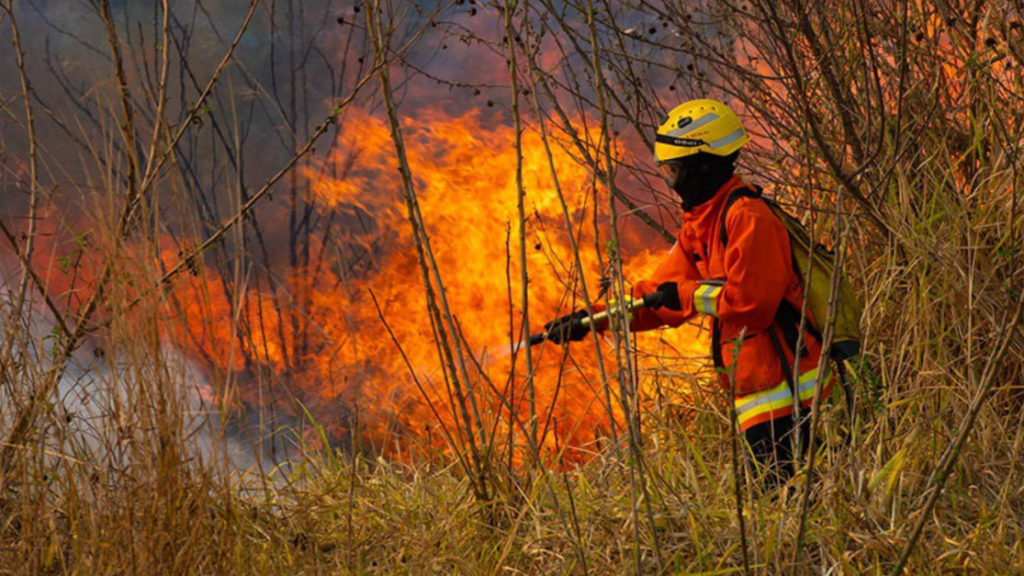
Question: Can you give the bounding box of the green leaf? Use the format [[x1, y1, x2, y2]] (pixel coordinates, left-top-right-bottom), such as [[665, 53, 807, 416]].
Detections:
[[869, 445, 907, 497]]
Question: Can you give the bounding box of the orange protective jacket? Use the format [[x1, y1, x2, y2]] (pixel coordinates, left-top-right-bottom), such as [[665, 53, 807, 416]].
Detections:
[[612, 176, 830, 430]]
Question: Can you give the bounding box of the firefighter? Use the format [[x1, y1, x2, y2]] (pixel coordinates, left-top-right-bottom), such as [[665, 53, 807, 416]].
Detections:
[[544, 99, 830, 485]]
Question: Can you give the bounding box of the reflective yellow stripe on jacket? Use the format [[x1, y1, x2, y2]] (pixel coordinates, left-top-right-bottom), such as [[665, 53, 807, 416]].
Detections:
[[734, 367, 819, 431]]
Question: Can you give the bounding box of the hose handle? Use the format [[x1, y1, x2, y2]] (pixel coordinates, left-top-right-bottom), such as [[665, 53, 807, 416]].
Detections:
[[528, 294, 655, 346]]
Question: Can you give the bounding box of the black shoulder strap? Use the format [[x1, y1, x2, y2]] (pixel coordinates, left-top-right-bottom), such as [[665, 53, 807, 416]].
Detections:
[[718, 185, 763, 248]]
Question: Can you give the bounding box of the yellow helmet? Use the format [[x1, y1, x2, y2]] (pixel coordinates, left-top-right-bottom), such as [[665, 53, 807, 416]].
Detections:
[[654, 99, 750, 163]]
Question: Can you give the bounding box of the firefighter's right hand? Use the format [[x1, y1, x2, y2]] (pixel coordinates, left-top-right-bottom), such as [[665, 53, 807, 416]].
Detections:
[[544, 310, 590, 344], [641, 282, 683, 311]]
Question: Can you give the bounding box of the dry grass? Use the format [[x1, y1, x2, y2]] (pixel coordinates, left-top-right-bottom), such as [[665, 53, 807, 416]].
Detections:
[[2, 327, 1021, 574]]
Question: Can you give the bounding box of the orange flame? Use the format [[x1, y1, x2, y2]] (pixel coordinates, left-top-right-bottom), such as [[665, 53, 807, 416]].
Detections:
[[167, 106, 706, 462]]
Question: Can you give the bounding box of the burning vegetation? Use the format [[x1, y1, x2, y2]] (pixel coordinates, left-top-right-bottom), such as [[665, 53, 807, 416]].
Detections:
[[161, 105, 705, 462]]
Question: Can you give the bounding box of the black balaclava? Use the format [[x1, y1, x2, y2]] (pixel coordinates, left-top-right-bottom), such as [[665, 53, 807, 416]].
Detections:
[[670, 151, 739, 211]]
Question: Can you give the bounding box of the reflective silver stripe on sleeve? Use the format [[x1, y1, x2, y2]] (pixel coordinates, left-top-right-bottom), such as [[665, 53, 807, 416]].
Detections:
[[702, 287, 715, 316], [707, 128, 746, 149], [694, 285, 720, 317], [666, 113, 720, 138]]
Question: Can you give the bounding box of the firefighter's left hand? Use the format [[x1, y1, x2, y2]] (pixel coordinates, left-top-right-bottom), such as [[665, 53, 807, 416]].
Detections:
[[544, 310, 590, 343]]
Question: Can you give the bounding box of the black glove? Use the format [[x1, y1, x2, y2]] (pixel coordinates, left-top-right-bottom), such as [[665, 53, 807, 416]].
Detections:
[[543, 309, 590, 344], [643, 282, 682, 311]]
